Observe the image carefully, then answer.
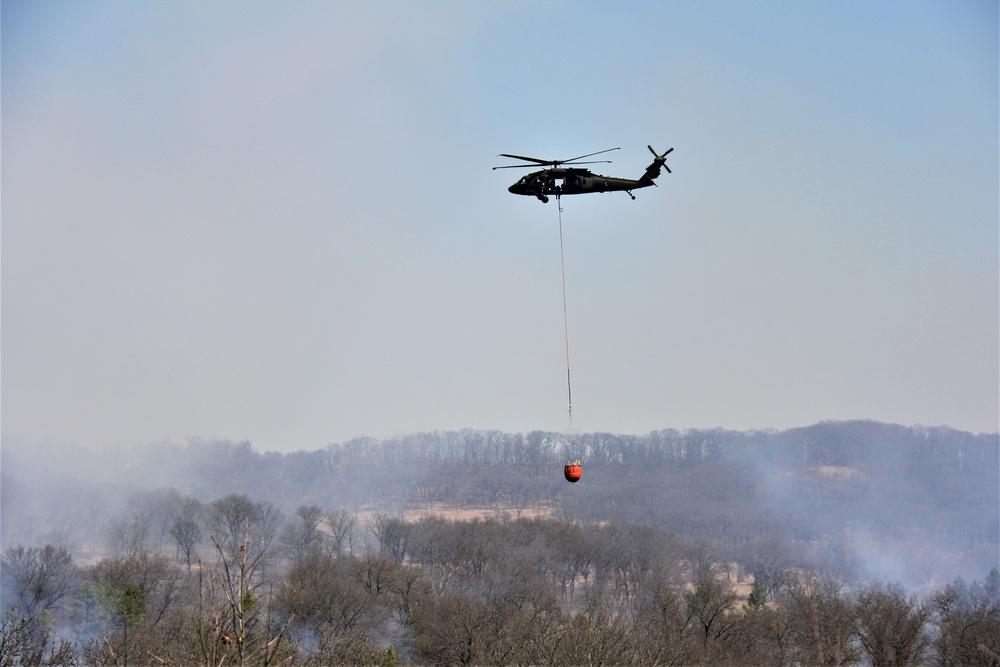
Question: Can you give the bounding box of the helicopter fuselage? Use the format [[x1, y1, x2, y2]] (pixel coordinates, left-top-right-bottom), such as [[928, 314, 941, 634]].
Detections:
[[508, 167, 648, 202]]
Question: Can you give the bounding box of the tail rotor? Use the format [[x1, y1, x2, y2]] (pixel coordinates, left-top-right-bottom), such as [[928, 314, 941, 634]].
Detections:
[[648, 145, 673, 174]]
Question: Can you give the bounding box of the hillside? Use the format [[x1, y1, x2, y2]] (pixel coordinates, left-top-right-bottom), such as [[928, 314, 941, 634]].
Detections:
[[2, 421, 998, 665], [3, 421, 996, 588]]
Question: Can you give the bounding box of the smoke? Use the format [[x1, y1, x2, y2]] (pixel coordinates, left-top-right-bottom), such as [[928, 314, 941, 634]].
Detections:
[[2, 423, 998, 593]]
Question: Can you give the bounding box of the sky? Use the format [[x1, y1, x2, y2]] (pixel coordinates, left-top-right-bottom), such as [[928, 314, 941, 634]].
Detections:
[[2, 1, 997, 453]]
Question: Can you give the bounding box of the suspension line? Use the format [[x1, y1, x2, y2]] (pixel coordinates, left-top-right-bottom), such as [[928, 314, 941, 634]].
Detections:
[[557, 196, 573, 430]]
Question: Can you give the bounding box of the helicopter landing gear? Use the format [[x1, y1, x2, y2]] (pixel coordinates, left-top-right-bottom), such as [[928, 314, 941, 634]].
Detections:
[[626, 190, 636, 200], [537, 194, 549, 203]]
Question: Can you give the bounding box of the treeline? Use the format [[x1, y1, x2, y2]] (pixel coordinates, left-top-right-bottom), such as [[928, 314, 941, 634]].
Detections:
[[1, 421, 997, 663], [4, 421, 997, 583], [3, 498, 999, 666]]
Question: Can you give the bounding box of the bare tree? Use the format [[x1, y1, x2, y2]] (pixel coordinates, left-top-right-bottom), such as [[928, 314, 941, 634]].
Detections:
[[323, 509, 357, 557], [169, 498, 202, 571], [208, 518, 291, 667], [127, 488, 185, 554], [0, 608, 77, 666], [203, 494, 282, 586], [786, 575, 861, 666], [369, 513, 409, 565], [684, 562, 741, 649], [0, 545, 76, 616], [854, 582, 930, 667], [200, 494, 287, 667], [560, 596, 636, 667], [279, 505, 326, 563], [409, 591, 490, 666], [105, 517, 150, 560], [932, 573, 1000, 666], [745, 540, 790, 601], [275, 552, 381, 645]]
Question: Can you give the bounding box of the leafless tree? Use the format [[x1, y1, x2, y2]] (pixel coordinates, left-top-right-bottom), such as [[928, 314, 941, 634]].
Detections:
[[932, 573, 1000, 666], [207, 517, 291, 667], [409, 591, 491, 666], [169, 497, 203, 571], [0, 545, 76, 616], [786, 575, 861, 666], [560, 595, 636, 667], [275, 552, 381, 646], [323, 509, 357, 557], [746, 540, 790, 601], [684, 561, 742, 649], [368, 513, 410, 565], [854, 582, 930, 667], [203, 494, 282, 587], [279, 505, 326, 563], [0, 607, 76, 666], [105, 517, 150, 560]]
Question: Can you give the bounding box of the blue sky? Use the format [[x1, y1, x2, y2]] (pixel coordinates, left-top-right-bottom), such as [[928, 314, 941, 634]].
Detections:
[[3, 1, 997, 452]]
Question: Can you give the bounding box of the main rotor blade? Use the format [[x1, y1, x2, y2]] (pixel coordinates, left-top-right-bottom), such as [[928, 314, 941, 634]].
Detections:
[[497, 147, 620, 166], [492, 160, 613, 170], [497, 153, 553, 164], [563, 147, 620, 163], [493, 163, 545, 170]]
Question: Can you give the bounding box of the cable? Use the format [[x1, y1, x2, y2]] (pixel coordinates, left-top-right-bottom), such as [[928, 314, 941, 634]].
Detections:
[[557, 196, 573, 430]]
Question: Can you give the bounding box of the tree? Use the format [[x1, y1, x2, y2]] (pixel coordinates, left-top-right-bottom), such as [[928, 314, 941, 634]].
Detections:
[[745, 541, 789, 602], [206, 511, 289, 667], [0, 608, 76, 666], [684, 559, 741, 648], [748, 580, 768, 611], [369, 513, 410, 566], [203, 494, 282, 587], [786, 575, 860, 666], [560, 598, 636, 667], [633, 583, 697, 666], [71, 577, 147, 666], [685, 576, 742, 660], [117, 583, 147, 667], [932, 574, 1000, 666], [408, 591, 490, 666], [280, 505, 326, 563], [0, 545, 76, 616], [854, 582, 930, 667], [169, 497, 202, 571], [324, 509, 357, 557], [125, 488, 186, 554], [745, 601, 796, 667], [88, 552, 180, 627], [276, 552, 383, 651]]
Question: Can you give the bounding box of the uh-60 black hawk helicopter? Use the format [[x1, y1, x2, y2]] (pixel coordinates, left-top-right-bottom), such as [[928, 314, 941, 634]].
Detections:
[[493, 145, 673, 203]]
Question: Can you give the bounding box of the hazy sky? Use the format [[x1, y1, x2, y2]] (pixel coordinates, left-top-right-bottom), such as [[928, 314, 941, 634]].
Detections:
[[3, 1, 997, 452]]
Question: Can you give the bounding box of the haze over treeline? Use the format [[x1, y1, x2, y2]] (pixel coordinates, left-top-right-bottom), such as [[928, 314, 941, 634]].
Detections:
[[2, 420, 998, 665], [3, 420, 997, 588]]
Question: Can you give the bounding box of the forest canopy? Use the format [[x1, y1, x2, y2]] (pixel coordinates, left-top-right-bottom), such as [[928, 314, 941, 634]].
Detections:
[[1, 421, 998, 665]]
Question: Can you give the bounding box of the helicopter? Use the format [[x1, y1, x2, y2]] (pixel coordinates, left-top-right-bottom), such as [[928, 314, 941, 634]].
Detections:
[[493, 145, 673, 202]]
